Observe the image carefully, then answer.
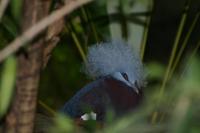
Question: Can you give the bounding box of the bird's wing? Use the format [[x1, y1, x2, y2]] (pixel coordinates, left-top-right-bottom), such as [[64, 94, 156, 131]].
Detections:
[[61, 78, 108, 120]]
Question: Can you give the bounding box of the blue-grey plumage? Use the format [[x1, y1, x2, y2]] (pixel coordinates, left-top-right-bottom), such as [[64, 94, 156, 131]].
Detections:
[[61, 40, 146, 122], [61, 77, 108, 119], [61, 76, 143, 121]]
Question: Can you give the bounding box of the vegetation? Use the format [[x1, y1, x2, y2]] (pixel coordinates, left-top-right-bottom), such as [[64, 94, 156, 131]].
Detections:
[[0, 0, 200, 132]]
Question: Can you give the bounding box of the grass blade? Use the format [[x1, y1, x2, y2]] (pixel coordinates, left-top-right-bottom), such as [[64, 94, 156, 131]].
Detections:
[[0, 55, 16, 118], [159, 4, 188, 97], [169, 12, 200, 79]]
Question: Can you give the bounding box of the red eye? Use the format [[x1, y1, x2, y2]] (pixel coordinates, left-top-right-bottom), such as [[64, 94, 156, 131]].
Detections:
[[121, 72, 129, 81]]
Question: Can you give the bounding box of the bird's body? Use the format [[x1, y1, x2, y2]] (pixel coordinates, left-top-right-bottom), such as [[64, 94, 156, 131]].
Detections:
[[61, 40, 145, 122], [62, 76, 143, 121]]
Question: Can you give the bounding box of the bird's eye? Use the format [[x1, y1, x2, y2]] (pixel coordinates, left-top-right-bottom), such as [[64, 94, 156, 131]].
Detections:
[[121, 72, 129, 81]]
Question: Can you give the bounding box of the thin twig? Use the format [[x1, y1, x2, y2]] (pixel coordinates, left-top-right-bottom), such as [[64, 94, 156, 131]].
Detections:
[[140, 0, 153, 60], [71, 30, 87, 63], [168, 12, 200, 79], [159, 4, 188, 97], [0, 0, 10, 20], [38, 100, 56, 116], [0, 0, 92, 63], [151, 3, 189, 124]]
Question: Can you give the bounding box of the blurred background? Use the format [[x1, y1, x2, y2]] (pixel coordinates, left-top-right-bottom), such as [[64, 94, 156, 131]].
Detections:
[[0, 0, 200, 132], [37, 0, 200, 110]]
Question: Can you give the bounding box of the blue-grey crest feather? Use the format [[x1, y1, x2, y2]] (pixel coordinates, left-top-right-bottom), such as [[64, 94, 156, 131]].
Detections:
[[83, 40, 146, 86]]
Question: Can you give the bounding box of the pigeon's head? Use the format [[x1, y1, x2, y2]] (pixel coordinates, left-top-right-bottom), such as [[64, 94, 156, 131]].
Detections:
[[83, 40, 146, 93]]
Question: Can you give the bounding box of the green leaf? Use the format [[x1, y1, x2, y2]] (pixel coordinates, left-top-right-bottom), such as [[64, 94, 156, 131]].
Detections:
[[1, 16, 18, 37], [146, 62, 165, 79], [11, 0, 22, 21], [0, 56, 17, 118], [181, 56, 200, 91], [50, 114, 74, 133]]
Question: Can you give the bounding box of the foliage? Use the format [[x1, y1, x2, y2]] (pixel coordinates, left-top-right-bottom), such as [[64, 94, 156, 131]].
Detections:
[[0, 0, 200, 132], [0, 56, 16, 118]]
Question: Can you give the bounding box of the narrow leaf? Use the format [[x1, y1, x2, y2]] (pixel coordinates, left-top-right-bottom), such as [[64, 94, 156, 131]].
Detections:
[[11, 0, 22, 21], [0, 56, 17, 118]]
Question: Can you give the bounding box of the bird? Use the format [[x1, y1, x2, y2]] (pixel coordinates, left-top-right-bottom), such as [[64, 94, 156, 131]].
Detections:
[[61, 40, 146, 124]]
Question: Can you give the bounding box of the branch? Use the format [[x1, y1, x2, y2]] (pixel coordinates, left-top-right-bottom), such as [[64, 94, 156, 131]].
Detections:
[[0, 0, 10, 20], [42, 4, 65, 68], [0, 0, 92, 63]]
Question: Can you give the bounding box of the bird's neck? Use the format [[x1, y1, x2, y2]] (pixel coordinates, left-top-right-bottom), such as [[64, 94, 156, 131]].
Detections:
[[102, 76, 143, 114]]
